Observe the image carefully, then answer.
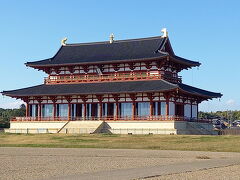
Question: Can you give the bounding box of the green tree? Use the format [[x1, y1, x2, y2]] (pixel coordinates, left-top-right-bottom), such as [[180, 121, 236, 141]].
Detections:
[[0, 104, 26, 128]]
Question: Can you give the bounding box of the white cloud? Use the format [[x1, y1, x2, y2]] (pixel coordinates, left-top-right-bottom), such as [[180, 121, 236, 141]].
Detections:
[[0, 101, 25, 109], [199, 98, 239, 112], [226, 99, 236, 106]]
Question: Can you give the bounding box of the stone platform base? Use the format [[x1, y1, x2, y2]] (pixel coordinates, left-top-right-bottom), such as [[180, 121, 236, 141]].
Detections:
[[5, 121, 217, 135]]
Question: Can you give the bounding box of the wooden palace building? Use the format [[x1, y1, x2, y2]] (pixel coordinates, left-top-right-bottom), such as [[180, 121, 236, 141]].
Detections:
[[2, 29, 222, 134]]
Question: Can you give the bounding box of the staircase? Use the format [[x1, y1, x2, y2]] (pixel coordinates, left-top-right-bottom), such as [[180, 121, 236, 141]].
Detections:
[[186, 122, 217, 135], [58, 121, 104, 134], [57, 121, 71, 133]]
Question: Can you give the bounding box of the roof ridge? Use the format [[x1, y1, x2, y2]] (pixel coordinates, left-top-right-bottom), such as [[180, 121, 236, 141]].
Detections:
[[66, 36, 164, 46]]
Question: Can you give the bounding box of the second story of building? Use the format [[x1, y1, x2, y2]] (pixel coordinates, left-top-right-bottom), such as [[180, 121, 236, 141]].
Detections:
[[25, 30, 200, 85]]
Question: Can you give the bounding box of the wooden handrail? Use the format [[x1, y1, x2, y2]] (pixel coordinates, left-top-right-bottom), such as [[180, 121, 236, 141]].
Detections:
[[44, 72, 182, 84]]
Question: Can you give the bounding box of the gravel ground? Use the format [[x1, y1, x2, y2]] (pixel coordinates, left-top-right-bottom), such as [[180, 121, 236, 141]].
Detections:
[[146, 165, 240, 180], [0, 147, 239, 180]]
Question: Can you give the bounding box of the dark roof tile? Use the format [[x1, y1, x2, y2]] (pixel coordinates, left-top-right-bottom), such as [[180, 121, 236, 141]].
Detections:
[[2, 80, 222, 99], [26, 36, 199, 67]]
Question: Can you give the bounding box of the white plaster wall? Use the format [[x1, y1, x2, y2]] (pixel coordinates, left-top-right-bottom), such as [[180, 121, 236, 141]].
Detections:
[[102, 99, 108, 103], [136, 97, 142, 101], [61, 100, 68, 103], [142, 97, 149, 101], [160, 97, 165, 101], [71, 99, 78, 103]]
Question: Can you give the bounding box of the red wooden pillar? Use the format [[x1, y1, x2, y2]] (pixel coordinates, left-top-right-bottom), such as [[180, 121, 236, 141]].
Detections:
[[26, 103, 29, 117], [113, 94, 120, 120], [150, 101, 153, 116], [53, 103, 56, 119], [116, 102, 119, 119], [38, 103, 42, 118], [36, 97, 43, 120], [129, 93, 137, 120], [166, 101, 169, 115], [83, 102, 87, 119], [132, 101, 136, 120], [68, 103, 71, 120], [99, 102, 102, 119], [147, 93, 154, 118], [165, 95, 170, 117]]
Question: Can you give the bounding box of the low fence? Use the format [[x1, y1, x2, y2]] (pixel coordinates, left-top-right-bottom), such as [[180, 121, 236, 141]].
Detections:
[[109, 128, 176, 135], [219, 128, 240, 135], [4, 128, 98, 134], [60, 128, 97, 134], [4, 128, 176, 134], [4, 128, 59, 134]]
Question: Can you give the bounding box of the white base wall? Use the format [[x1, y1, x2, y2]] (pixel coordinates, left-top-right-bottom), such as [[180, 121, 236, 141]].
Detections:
[[5, 121, 216, 135], [105, 121, 179, 134], [6, 121, 68, 133], [10, 121, 67, 129]]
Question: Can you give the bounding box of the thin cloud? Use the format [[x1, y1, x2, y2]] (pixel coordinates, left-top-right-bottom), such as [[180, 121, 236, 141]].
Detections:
[[226, 99, 236, 106], [0, 101, 25, 109]]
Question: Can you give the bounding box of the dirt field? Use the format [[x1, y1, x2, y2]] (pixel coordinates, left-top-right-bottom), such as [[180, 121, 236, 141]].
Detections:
[[0, 147, 239, 180]]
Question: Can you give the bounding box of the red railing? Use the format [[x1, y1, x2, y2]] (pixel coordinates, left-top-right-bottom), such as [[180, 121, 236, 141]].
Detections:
[[44, 72, 182, 84], [12, 117, 69, 122], [11, 116, 212, 123]]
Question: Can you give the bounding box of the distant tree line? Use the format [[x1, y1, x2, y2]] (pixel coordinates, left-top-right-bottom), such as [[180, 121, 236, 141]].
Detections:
[[199, 111, 240, 121], [0, 104, 26, 128]]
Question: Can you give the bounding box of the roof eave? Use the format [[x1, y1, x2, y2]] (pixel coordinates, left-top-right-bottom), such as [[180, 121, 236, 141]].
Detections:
[[24, 55, 168, 69], [170, 55, 201, 68], [178, 89, 222, 100], [2, 88, 178, 98]]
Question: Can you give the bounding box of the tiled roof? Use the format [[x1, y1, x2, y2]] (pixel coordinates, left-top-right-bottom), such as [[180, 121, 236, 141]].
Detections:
[[25, 36, 200, 67], [178, 83, 222, 98], [2, 80, 222, 99]]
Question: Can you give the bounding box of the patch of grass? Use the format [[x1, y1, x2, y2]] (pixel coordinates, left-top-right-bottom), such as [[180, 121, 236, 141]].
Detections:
[[0, 133, 240, 152], [100, 133, 120, 137], [196, 155, 211, 159]]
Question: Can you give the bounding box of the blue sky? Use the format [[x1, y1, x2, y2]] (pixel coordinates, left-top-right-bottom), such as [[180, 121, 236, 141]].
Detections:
[[0, 0, 239, 111]]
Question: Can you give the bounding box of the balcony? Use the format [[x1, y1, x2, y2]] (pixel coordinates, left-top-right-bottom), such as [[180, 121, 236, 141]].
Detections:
[[44, 72, 182, 84]]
